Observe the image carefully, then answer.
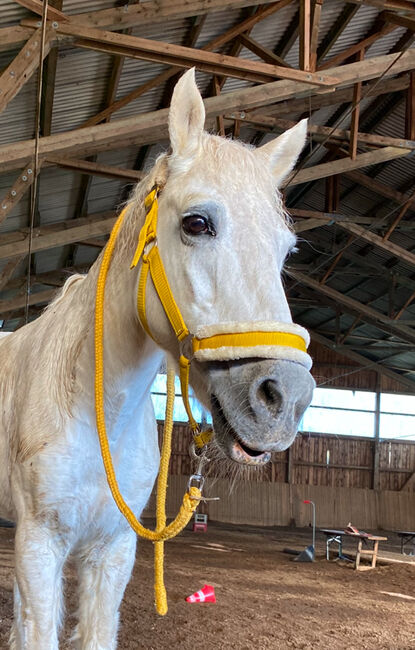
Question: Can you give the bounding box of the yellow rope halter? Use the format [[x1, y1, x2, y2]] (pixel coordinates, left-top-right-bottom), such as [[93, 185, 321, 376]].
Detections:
[[94, 206, 201, 616]]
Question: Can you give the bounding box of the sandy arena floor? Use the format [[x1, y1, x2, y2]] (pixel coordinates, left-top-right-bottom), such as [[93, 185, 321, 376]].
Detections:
[[0, 522, 414, 649]]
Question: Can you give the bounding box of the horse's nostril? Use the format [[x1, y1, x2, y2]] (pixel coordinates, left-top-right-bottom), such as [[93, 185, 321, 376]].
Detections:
[[257, 379, 282, 415]]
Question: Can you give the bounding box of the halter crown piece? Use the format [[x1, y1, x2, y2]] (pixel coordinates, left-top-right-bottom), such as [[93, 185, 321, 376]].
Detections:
[[130, 184, 312, 442]]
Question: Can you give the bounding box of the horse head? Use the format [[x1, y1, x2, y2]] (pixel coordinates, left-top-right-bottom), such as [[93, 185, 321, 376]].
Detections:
[[132, 69, 315, 465]]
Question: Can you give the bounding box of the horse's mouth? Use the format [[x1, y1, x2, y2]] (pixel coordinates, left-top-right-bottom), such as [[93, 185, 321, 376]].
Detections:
[[210, 395, 271, 466]]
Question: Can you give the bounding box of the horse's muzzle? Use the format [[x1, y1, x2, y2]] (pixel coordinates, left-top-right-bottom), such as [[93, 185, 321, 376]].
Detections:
[[209, 358, 315, 465]]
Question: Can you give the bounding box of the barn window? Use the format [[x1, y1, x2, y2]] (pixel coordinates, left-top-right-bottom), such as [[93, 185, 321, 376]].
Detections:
[[299, 387, 376, 438], [379, 393, 415, 441], [299, 388, 415, 441], [151, 373, 211, 424]]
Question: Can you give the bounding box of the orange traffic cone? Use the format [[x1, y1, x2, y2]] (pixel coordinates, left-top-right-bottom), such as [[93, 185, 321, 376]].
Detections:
[[186, 584, 216, 603]]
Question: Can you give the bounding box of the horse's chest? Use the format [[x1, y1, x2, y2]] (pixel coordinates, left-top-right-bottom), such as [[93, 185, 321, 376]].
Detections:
[[28, 400, 160, 540]]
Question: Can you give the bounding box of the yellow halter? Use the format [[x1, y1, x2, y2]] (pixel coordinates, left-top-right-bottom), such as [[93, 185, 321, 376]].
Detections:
[[130, 184, 311, 442]]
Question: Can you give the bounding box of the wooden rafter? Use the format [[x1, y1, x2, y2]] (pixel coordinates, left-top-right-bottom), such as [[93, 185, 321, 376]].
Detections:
[[382, 10, 415, 32], [0, 256, 26, 292], [406, 70, 415, 140], [0, 162, 40, 225], [338, 222, 415, 268], [230, 113, 415, 149], [0, 213, 116, 261], [275, 8, 299, 58], [318, 24, 397, 70], [0, 288, 58, 316], [310, 330, 415, 391], [46, 157, 145, 181], [13, 0, 68, 22], [317, 3, 358, 65], [53, 21, 337, 86], [2, 0, 286, 50], [1, 49, 415, 174], [261, 75, 409, 117], [80, 3, 286, 129], [350, 48, 365, 160], [39, 0, 63, 137], [286, 147, 411, 187], [310, 0, 323, 72], [68, 0, 285, 31], [288, 270, 415, 346], [0, 27, 53, 115], [383, 193, 415, 240], [345, 169, 410, 204], [299, 0, 311, 71], [237, 33, 291, 68]]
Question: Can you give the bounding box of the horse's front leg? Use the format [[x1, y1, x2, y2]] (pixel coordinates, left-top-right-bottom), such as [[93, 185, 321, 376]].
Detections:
[[72, 527, 136, 650], [10, 518, 67, 650]]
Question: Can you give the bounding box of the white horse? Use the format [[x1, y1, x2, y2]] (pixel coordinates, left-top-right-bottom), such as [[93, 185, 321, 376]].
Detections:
[[0, 69, 314, 649]]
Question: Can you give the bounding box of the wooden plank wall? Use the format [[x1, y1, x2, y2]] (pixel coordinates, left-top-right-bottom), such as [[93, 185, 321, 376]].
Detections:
[[159, 424, 415, 492], [144, 476, 415, 530]]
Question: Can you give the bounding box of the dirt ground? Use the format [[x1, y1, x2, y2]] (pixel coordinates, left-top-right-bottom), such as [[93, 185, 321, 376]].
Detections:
[[1, 522, 414, 650]]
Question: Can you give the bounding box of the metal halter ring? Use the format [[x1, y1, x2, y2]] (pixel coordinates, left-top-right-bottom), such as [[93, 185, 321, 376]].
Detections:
[[187, 473, 205, 493]]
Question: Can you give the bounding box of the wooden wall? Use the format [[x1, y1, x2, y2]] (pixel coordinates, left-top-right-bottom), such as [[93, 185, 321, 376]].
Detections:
[[159, 424, 415, 493], [147, 423, 415, 529], [144, 476, 415, 531]]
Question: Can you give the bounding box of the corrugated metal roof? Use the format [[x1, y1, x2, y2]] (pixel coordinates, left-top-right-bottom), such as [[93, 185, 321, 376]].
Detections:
[[0, 0, 414, 387]]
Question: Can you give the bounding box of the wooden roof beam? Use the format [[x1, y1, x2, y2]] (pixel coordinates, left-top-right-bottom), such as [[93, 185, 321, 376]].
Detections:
[[288, 269, 415, 346], [46, 156, 145, 181], [81, 3, 290, 129], [1, 49, 415, 173], [286, 146, 411, 187], [67, 0, 286, 31], [317, 4, 359, 65], [260, 75, 409, 117], [39, 0, 63, 137], [0, 256, 26, 292], [52, 21, 337, 86], [0, 27, 53, 115], [0, 288, 58, 316], [232, 113, 415, 149], [338, 222, 415, 268], [0, 162, 39, 225], [310, 330, 415, 391], [0, 213, 116, 261], [382, 10, 415, 32], [1, 0, 290, 50], [237, 33, 291, 67], [318, 24, 397, 70], [13, 0, 68, 22], [310, 0, 323, 72]]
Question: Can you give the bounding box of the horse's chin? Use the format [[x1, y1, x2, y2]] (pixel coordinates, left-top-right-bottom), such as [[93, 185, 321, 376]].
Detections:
[[210, 395, 271, 466]]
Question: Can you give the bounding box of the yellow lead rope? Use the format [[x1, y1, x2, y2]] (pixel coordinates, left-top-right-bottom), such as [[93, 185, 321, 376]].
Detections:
[[94, 206, 201, 615]]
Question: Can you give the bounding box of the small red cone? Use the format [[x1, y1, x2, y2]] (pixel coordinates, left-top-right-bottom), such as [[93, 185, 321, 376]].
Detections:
[[186, 584, 216, 603]]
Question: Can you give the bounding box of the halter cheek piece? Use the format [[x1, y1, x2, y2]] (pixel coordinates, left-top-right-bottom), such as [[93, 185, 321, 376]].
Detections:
[[130, 185, 312, 444]]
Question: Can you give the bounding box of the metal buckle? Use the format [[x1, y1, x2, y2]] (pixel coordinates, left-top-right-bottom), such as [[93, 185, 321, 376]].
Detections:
[[188, 473, 205, 493], [179, 332, 194, 361]]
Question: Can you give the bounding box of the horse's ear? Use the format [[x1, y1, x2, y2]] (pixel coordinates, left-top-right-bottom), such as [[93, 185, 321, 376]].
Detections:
[[258, 119, 308, 187], [168, 68, 205, 158]]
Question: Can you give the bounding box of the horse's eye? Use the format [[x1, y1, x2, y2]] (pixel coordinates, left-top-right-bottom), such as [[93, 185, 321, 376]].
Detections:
[[182, 215, 215, 236]]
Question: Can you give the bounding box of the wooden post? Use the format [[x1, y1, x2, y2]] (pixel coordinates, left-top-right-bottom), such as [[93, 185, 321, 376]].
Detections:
[[213, 76, 225, 136], [350, 49, 364, 160], [300, 0, 311, 71], [286, 445, 293, 484], [310, 0, 323, 72], [406, 70, 415, 140], [373, 384, 381, 491]]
